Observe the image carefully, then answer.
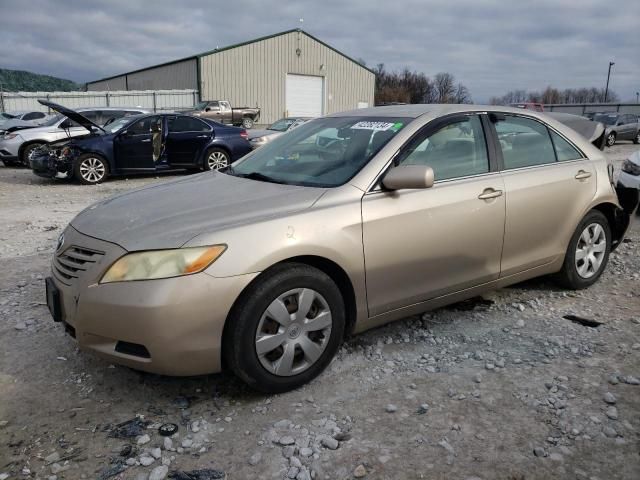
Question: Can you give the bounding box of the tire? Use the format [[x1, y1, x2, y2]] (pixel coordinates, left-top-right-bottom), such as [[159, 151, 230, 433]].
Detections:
[[633, 131, 640, 144], [606, 132, 616, 147], [20, 142, 44, 166], [556, 210, 611, 289], [241, 117, 254, 129], [204, 148, 230, 171], [73, 154, 108, 185], [223, 263, 345, 393]]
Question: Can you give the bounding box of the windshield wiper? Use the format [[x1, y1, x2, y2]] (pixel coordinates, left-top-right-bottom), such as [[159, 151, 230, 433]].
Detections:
[[236, 171, 285, 184]]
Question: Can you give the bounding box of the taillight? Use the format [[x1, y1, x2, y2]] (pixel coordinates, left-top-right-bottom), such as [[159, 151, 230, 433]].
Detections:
[[240, 129, 248, 140]]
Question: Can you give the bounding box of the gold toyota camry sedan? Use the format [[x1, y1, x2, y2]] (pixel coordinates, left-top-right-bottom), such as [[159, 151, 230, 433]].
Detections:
[[46, 105, 638, 392]]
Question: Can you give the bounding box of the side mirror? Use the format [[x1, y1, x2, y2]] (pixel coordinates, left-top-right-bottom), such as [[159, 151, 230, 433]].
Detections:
[[205, 107, 211, 112], [382, 165, 434, 190]]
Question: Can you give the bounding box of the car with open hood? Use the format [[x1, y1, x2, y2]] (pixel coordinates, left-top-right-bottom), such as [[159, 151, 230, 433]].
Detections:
[[0, 110, 53, 134], [31, 100, 252, 184], [0, 105, 149, 166], [44, 104, 638, 393]]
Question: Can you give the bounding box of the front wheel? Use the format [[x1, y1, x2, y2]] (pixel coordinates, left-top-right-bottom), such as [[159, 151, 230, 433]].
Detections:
[[21, 142, 44, 166], [204, 148, 230, 171], [606, 132, 616, 147], [556, 210, 611, 289], [223, 263, 345, 393], [242, 117, 254, 129], [74, 154, 108, 185]]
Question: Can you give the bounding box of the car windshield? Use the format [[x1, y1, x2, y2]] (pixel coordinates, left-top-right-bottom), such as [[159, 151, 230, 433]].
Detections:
[[195, 101, 209, 110], [268, 118, 296, 132], [42, 114, 63, 126], [594, 114, 618, 126], [1, 113, 16, 120], [103, 115, 141, 133], [228, 116, 409, 187]]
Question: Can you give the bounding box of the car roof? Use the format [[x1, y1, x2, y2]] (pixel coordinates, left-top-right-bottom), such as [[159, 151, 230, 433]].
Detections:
[[328, 104, 535, 119]]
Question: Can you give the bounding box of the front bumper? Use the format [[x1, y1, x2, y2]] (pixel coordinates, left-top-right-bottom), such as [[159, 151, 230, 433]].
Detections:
[[0, 135, 23, 157], [618, 170, 640, 190], [48, 225, 257, 376]]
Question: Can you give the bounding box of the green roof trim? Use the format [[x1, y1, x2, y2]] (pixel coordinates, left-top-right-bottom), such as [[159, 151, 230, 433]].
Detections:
[[87, 28, 374, 86]]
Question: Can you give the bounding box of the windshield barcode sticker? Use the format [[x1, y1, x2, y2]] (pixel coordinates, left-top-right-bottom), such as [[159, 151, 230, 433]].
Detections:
[[351, 121, 397, 131]]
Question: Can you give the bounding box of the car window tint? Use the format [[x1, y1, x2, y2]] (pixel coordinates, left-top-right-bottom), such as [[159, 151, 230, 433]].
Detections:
[[169, 116, 210, 132], [397, 115, 489, 181], [550, 130, 583, 162], [128, 117, 154, 135], [495, 116, 556, 169], [23, 112, 45, 120]]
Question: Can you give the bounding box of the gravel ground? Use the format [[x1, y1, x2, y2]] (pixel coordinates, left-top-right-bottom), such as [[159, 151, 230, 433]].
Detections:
[[0, 144, 639, 480]]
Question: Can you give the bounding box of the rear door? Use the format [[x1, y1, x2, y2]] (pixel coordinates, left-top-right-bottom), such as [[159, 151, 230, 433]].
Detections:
[[114, 116, 158, 170], [489, 114, 597, 277], [165, 116, 213, 166], [362, 114, 506, 316]]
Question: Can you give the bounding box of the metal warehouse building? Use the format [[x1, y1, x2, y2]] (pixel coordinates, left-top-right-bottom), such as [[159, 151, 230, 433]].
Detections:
[[87, 29, 375, 124]]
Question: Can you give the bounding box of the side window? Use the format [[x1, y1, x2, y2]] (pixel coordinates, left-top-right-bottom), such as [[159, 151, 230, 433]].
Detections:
[[397, 115, 489, 181], [80, 111, 101, 124], [128, 117, 155, 135], [23, 112, 45, 120], [549, 130, 583, 162], [169, 116, 210, 132], [207, 101, 220, 111], [495, 116, 555, 169]]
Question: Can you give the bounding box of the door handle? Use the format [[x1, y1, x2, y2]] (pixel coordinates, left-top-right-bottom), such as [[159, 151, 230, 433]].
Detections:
[[575, 170, 592, 180], [478, 188, 503, 200], [140, 139, 151, 143]]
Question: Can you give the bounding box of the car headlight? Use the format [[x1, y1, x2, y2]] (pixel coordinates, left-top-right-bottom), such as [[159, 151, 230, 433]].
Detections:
[[622, 159, 640, 176], [3, 133, 18, 140], [250, 136, 267, 143], [101, 245, 226, 283]]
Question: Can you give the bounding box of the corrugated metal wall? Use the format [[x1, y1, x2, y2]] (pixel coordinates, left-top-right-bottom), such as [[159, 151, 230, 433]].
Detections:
[[87, 59, 197, 92], [87, 75, 127, 91], [199, 31, 375, 123], [1, 90, 198, 113]]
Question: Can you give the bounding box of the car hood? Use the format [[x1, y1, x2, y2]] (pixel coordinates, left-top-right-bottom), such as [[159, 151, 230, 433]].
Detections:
[[248, 129, 279, 140], [70, 172, 327, 251], [38, 100, 104, 133]]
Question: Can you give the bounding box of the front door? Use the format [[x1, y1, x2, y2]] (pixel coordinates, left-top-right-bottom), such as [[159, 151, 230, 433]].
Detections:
[[490, 114, 598, 276], [165, 116, 213, 166], [114, 116, 159, 170], [362, 114, 506, 316]]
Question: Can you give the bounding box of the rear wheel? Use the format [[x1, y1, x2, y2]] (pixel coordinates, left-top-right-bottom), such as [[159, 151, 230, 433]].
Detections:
[[204, 148, 230, 171], [74, 154, 108, 185], [20, 142, 44, 165], [556, 210, 611, 289], [223, 263, 345, 393], [606, 132, 616, 147], [242, 117, 254, 129]]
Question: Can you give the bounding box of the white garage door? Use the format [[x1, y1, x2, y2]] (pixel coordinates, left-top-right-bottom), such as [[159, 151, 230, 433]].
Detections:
[[286, 74, 324, 117]]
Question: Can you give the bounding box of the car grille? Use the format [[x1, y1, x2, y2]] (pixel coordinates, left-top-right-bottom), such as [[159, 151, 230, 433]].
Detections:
[[53, 246, 105, 285]]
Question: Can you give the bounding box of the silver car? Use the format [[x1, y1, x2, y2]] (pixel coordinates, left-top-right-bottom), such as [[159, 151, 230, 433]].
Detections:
[[248, 117, 311, 149], [0, 107, 149, 166], [0, 110, 52, 133]]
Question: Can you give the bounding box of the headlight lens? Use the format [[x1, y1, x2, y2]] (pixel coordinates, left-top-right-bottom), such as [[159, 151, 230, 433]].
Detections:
[[101, 245, 226, 283], [4, 133, 18, 140], [622, 159, 640, 176], [251, 136, 267, 143]]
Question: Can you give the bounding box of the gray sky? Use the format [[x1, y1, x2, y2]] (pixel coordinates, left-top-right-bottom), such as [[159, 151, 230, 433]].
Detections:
[[1, 0, 638, 102]]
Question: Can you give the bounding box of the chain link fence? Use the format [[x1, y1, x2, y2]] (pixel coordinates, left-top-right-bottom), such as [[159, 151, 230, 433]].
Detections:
[[544, 103, 640, 115], [0, 89, 198, 113]]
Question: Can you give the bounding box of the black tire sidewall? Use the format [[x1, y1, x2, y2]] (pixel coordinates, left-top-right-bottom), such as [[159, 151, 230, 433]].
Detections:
[[224, 264, 345, 393], [21, 142, 43, 165], [559, 210, 611, 289], [203, 148, 230, 171], [73, 154, 108, 185]]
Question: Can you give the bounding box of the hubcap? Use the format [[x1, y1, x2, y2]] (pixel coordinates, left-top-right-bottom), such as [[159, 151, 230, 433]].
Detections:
[[255, 288, 332, 377], [607, 134, 615, 145], [207, 151, 228, 170], [79, 157, 105, 183], [575, 222, 606, 279]]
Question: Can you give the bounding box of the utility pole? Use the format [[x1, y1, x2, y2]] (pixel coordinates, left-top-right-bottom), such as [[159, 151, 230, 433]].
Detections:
[[0, 82, 4, 113], [604, 61, 614, 103], [636, 91, 639, 104]]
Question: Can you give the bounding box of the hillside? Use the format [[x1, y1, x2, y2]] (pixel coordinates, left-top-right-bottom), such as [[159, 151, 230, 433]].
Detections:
[[0, 68, 81, 92]]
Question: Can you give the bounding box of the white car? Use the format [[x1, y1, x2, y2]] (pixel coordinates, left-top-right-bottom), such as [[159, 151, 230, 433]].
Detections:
[[0, 111, 52, 133], [248, 117, 311, 149], [0, 107, 149, 166], [619, 150, 640, 190]]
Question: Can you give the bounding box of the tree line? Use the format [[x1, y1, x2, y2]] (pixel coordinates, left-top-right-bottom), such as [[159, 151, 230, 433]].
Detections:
[[371, 64, 472, 105], [490, 86, 620, 105]]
